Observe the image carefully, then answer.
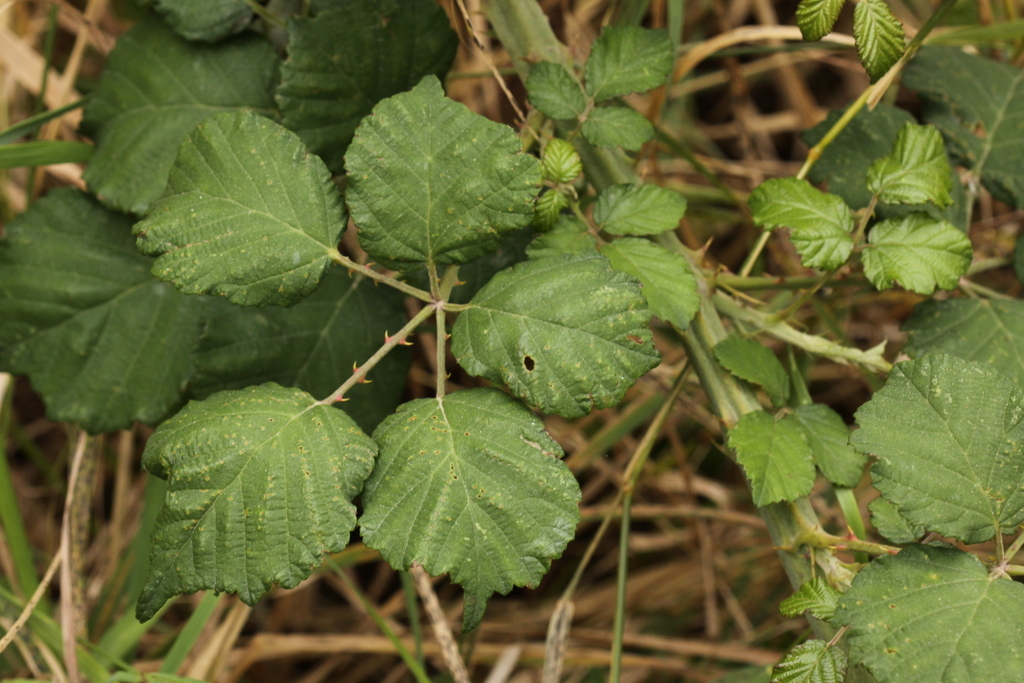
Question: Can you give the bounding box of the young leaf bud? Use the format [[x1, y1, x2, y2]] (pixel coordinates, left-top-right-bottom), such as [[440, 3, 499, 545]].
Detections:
[[541, 138, 582, 184]]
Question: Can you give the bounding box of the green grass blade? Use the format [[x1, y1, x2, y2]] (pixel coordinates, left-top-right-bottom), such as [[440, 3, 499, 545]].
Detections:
[[0, 141, 93, 169]]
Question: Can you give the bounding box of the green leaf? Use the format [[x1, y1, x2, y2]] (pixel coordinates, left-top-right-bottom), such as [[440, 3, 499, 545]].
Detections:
[[868, 498, 924, 544], [134, 111, 347, 307], [584, 27, 674, 102], [748, 178, 854, 270], [345, 76, 541, 271], [541, 138, 582, 185], [779, 577, 842, 620], [0, 189, 200, 434], [526, 216, 597, 259], [866, 123, 953, 207], [81, 16, 279, 213], [0, 140, 92, 169], [771, 641, 847, 683], [851, 354, 1024, 544], [903, 299, 1024, 387], [276, 0, 457, 174], [191, 268, 411, 433], [152, 0, 252, 41], [834, 544, 1024, 682], [526, 61, 587, 120], [532, 190, 569, 231], [713, 337, 790, 407], [853, 0, 904, 82], [593, 184, 687, 236], [599, 238, 699, 329], [137, 384, 376, 621], [359, 388, 581, 623], [451, 252, 660, 418], [795, 0, 845, 42], [861, 213, 972, 294], [790, 404, 866, 488], [903, 47, 1024, 209], [581, 106, 654, 151], [728, 411, 815, 507]]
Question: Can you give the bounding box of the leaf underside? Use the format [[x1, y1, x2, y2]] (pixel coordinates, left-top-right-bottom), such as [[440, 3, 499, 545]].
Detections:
[[138, 384, 377, 621]]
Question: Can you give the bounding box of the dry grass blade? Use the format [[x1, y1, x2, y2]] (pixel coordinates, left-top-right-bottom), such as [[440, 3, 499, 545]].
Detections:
[[0, 553, 61, 656], [411, 563, 470, 683]]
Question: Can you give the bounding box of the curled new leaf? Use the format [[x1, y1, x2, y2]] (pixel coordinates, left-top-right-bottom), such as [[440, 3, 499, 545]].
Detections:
[[137, 384, 377, 621], [853, 0, 904, 82], [795, 0, 845, 41]]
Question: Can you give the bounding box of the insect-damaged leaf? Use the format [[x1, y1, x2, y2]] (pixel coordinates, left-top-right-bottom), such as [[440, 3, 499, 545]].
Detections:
[[135, 111, 347, 307], [137, 384, 376, 621], [360, 389, 581, 630], [345, 76, 541, 270], [451, 252, 660, 418]]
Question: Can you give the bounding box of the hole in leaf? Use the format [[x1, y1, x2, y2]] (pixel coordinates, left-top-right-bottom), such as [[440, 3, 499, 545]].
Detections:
[[524, 356, 535, 371]]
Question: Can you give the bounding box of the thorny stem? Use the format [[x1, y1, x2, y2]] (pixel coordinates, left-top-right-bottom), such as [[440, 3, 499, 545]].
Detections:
[[331, 251, 434, 303], [1002, 528, 1024, 563], [434, 266, 461, 399], [793, 526, 900, 557]]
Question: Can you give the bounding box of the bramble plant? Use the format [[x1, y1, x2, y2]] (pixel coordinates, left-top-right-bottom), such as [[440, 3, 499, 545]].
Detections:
[[1, 0, 1024, 682]]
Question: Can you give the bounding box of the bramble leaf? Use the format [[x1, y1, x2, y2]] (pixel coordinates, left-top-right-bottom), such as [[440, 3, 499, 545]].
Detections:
[[779, 577, 841, 620], [541, 139, 582, 185], [834, 544, 1024, 682], [790, 404, 866, 488], [861, 213, 972, 294], [192, 269, 410, 433], [593, 184, 687, 236], [0, 189, 200, 434], [853, 0, 904, 82], [532, 190, 569, 231], [795, 0, 845, 42], [866, 123, 953, 207], [584, 26, 674, 102], [276, 0, 457, 173], [771, 641, 847, 683], [903, 47, 1024, 209], [151, 0, 252, 41], [903, 299, 1024, 386], [581, 106, 654, 151], [526, 217, 597, 259], [452, 252, 660, 418], [600, 238, 699, 329], [868, 498, 924, 544], [714, 337, 790, 407], [852, 354, 1024, 543], [345, 76, 541, 270], [526, 62, 587, 120], [137, 384, 377, 621], [135, 111, 347, 307], [748, 178, 854, 270], [728, 412, 815, 507], [81, 17, 279, 213], [359, 389, 581, 628]]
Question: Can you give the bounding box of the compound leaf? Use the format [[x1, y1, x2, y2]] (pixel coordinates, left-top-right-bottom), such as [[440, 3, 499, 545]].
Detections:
[[451, 252, 660, 418], [834, 544, 1024, 683], [728, 411, 815, 507], [779, 577, 842, 620], [593, 184, 687, 236], [345, 76, 541, 271], [134, 111, 347, 307], [81, 16, 279, 213], [359, 389, 581, 625], [599, 238, 699, 329], [771, 641, 847, 683], [584, 26, 674, 101], [903, 47, 1024, 209], [748, 178, 854, 270], [526, 217, 597, 259], [866, 123, 953, 207], [152, 0, 252, 41], [851, 354, 1024, 544], [581, 106, 654, 151], [853, 0, 904, 82], [868, 498, 924, 544], [904, 299, 1024, 386], [276, 0, 457, 174], [525, 62, 587, 120], [714, 336, 790, 407], [192, 268, 410, 433], [861, 213, 972, 294], [791, 404, 866, 488], [795, 0, 845, 41], [0, 188, 200, 434], [137, 384, 377, 621]]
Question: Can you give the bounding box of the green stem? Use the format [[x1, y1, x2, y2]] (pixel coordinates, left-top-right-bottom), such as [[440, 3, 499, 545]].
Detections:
[[331, 251, 434, 303], [400, 572, 425, 669], [609, 490, 631, 683], [434, 266, 460, 399], [737, 231, 771, 278], [1003, 529, 1024, 563], [713, 272, 867, 292], [0, 375, 39, 600], [794, 526, 900, 556]]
